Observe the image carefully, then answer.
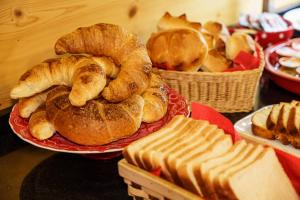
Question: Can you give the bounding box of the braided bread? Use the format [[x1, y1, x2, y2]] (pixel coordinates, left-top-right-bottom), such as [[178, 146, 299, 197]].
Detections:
[[45, 86, 144, 145], [55, 23, 152, 102]]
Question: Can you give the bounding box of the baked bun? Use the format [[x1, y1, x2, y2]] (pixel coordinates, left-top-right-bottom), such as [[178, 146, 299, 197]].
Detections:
[[201, 49, 232, 72], [157, 12, 201, 32], [226, 32, 255, 60], [147, 29, 208, 72], [46, 86, 144, 146]]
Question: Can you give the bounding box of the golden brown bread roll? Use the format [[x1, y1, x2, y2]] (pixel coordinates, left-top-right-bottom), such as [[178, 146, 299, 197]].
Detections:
[[147, 29, 208, 72], [157, 12, 201, 32], [10, 55, 108, 106], [142, 73, 168, 123], [19, 90, 50, 118], [29, 105, 56, 140], [201, 49, 232, 72], [226, 32, 255, 60], [54, 23, 152, 102], [46, 86, 144, 145]]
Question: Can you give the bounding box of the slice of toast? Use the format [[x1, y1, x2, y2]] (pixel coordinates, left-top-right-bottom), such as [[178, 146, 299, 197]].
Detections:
[[150, 120, 211, 182], [204, 143, 255, 200], [287, 104, 300, 148], [177, 134, 233, 196], [266, 103, 284, 130], [275, 103, 297, 145], [195, 140, 247, 199], [227, 147, 299, 200], [144, 119, 209, 181], [138, 117, 192, 170], [251, 107, 274, 139], [123, 115, 186, 166], [166, 125, 222, 186], [215, 144, 264, 199]]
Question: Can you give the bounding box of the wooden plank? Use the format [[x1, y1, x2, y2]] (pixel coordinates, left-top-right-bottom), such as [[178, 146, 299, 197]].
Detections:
[[0, 0, 262, 111]]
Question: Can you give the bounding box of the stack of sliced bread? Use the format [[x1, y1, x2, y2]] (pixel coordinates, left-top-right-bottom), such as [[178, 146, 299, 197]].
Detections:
[[123, 115, 298, 200], [252, 100, 300, 148]]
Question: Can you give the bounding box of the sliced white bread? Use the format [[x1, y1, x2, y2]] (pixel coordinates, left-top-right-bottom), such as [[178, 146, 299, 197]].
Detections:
[[149, 120, 210, 181], [195, 140, 247, 199], [275, 103, 296, 145], [251, 107, 274, 139], [166, 125, 221, 186], [177, 134, 233, 196], [204, 143, 255, 200], [123, 115, 186, 166], [266, 103, 285, 130], [215, 144, 264, 199], [226, 147, 299, 200], [138, 117, 192, 170], [288, 104, 300, 148]]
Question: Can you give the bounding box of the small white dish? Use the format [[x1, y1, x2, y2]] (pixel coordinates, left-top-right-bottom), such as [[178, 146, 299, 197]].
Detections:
[[234, 105, 300, 158]]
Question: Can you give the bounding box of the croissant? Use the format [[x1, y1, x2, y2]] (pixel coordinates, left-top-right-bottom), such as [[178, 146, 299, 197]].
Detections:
[[54, 23, 152, 102], [142, 73, 168, 123], [45, 86, 144, 145], [10, 55, 110, 106], [29, 105, 56, 140], [19, 89, 50, 118]]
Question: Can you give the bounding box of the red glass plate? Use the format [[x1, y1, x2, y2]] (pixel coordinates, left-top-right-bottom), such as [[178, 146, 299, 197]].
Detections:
[[9, 87, 189, 154], [264, 38, 300, 95]]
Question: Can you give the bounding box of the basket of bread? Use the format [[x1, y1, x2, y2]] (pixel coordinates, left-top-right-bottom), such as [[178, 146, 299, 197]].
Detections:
[[147, 12, 265, 113], [119, 114, 299, 200], [8, 23, 189, 153]]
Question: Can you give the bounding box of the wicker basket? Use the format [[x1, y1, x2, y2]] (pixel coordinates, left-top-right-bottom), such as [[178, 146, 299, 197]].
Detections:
[[118, 159, 202, 200], [154, 46, 265, 113]]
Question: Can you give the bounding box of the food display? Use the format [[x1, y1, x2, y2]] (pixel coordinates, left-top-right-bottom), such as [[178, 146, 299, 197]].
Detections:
[[10, 23, 169, 146], [273, 40, 300, 78], [146, 12, 257, 73], [123, 115, 298, 200], [252, 100, 300, 148]]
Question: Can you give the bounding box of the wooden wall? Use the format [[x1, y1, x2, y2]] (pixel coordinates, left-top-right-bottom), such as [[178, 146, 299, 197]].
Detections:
[[0, 0, 262, 112]]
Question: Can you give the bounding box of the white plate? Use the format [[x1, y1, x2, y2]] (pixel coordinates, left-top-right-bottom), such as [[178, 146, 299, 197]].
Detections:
[[283, 8, 300, 31], [234, 105, 300, 158]]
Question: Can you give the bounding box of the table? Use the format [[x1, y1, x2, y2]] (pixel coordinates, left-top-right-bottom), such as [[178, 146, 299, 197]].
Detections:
[[0, 73, 299, 200]]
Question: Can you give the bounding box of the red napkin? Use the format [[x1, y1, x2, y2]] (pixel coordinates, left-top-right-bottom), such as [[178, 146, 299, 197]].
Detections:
[[224, 46, 261, 72], [191, 102, 300, 196]]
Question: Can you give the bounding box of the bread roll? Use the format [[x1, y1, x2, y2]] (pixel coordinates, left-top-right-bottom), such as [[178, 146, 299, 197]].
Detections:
[[55, 23, 152, 102], [201, 49, 232, 72], [46, 86, 144, 146], [147, 29, 208, 72], [157, 12, 201, 32], [226, 32, 255, 60]]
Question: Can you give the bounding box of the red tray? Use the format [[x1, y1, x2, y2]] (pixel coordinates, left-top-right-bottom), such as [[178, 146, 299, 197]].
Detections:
[[9, 87, 189, 155], [264, 38, 300, 95]]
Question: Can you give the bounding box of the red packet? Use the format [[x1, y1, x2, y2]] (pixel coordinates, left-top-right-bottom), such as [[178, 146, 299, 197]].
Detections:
[[191, 102, 300, 196]]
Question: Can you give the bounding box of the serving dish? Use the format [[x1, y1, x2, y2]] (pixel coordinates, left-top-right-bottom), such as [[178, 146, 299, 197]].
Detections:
[[9, 87, 189, 154], [283, 8, 300, 32], [234, 105, 300, 158], [264, 38, 300, 94]]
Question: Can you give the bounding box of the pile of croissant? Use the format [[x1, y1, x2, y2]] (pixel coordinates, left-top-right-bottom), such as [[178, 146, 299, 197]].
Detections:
[[10, 23, 169, 146], [147, 12, 257, 72]]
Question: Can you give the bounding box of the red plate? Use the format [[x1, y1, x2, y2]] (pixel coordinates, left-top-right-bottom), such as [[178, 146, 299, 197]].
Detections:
[[264, 38, 300, 94], [9, 87, 189, 154]]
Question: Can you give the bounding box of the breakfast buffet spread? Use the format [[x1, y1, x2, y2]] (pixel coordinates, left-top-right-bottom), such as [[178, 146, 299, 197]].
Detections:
[[7, 10, 300, 200]]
